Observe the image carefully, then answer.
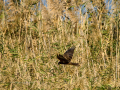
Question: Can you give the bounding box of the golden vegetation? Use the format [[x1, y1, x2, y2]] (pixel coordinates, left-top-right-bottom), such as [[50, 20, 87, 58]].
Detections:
[[0, 0, 120, 89]]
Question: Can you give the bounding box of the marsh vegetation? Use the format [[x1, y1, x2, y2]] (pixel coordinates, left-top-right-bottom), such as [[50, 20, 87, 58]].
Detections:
[[0, 0, 120, 89]]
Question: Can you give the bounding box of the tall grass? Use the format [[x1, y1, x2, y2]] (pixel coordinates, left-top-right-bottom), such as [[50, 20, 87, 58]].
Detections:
[[0, 0, 120, 89]]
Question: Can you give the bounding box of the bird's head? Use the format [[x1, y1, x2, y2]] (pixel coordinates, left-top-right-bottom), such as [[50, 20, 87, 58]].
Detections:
[[58, 62, 60, 65]]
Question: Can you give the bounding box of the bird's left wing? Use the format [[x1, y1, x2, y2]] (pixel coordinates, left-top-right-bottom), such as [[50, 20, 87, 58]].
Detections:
[[63, 46, 75, 62]]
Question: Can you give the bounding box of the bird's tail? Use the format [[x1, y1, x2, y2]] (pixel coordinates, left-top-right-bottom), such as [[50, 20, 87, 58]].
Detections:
[[68, 62, 79, 66]]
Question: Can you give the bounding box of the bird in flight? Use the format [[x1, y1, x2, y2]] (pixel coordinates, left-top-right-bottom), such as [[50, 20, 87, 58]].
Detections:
[[57, 46, 79, 66]]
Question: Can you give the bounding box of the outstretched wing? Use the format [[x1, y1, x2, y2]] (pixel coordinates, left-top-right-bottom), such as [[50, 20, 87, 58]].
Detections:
[[57, 54, 69, 64], [63, 46, 75, 62]]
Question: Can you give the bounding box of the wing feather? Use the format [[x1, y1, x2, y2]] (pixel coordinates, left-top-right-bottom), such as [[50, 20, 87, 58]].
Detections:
[[63, 46, 75, 62]]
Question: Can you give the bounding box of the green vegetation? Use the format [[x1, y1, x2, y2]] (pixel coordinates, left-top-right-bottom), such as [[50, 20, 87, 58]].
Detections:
[[0, 0, 120, 90]]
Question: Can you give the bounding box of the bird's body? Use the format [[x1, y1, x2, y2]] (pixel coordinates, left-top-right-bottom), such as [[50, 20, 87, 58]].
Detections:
[[57, 46, 79, 66]]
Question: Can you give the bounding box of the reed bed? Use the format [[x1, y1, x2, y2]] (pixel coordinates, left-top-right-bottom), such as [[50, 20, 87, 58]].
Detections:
[[0, 0, 120, 90]]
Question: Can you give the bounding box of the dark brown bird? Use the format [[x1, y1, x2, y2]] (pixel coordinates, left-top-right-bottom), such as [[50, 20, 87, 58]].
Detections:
[[57, 46, 79, 66]]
